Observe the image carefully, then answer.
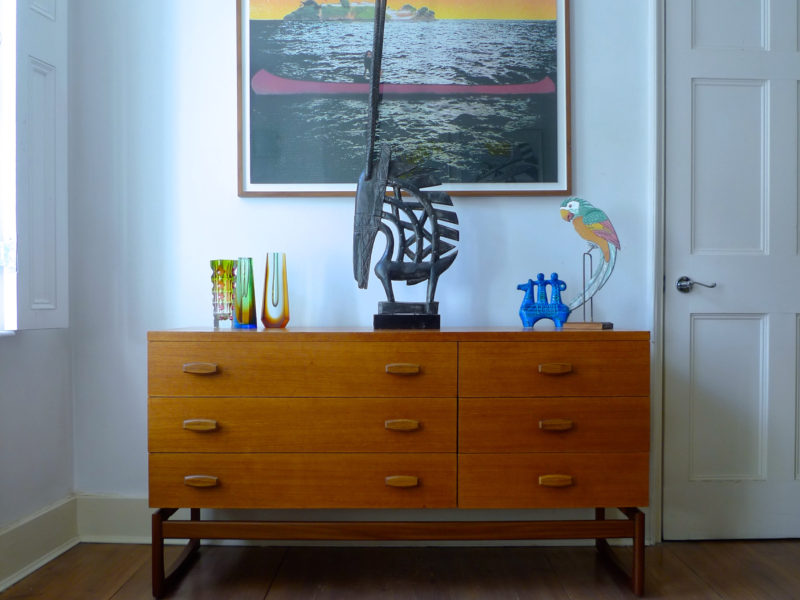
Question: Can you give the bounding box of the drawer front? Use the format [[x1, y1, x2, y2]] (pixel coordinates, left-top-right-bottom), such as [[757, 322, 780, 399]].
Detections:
[[149, 397, 456, 453], [459, 397, 649, 453], [149, 341, 456, 397], [458, 453, 649, 508], [149, 453, 456, 509], [458, 341, 649, 397]]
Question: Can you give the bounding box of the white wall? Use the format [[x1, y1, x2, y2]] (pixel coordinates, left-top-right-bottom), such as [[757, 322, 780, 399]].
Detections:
[[0, 330, 72, 528], [68, 0, 655, 496]]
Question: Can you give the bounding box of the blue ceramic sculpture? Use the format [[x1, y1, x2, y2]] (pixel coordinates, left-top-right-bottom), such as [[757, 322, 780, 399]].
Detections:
[[518, 272, 571, 328]]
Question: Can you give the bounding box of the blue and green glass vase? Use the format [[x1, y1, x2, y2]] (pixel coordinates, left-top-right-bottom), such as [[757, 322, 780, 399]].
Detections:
[[233, 257, 257, 329]]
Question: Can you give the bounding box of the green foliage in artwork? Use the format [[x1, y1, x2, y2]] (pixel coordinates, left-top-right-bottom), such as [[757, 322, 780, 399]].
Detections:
[[484, 140, 512, 157]]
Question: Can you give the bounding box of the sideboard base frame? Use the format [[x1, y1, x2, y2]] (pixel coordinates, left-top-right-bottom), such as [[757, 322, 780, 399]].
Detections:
[[151, 506, 645, 598]]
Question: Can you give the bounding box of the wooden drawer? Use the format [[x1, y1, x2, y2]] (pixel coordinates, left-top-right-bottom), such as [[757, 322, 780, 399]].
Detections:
[[459, 397, 649, 453], [458, 453, 649, 508], [148, 341, 457, 398], [149, 453, 456, 509], [458, 341, 649, 398], [149, 397, 456, 453]]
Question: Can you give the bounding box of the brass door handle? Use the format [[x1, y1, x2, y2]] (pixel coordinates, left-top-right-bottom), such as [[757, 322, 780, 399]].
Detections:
[[385, 363, 421, 375], [538, 474, 574, 487], [183, 475, 219, 488], [539, 418, 574, 431], [385, 475, 419, 488], [538, 363, 572, 374], [182, 362, 218, 374], [384, 419, 420, 431], [182, 419, 218, 432]]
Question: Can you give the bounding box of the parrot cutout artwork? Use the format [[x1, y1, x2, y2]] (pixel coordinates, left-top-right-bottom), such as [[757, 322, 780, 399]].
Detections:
[[559, 197, 620, 311]]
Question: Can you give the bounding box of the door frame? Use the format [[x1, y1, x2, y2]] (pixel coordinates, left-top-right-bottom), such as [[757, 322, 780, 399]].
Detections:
[[651, 0, 666, 544], [567, 1, 665, 544], [567, 0, 665, 544]]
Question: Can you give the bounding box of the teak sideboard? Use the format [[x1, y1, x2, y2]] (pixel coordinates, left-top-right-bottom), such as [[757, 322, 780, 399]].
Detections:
[[148, 328, 650, 597]]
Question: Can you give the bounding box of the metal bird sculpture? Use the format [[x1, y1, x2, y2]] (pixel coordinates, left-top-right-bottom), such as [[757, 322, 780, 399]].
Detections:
[[559, 197, 620, 311], [352, 0, 459, 329]]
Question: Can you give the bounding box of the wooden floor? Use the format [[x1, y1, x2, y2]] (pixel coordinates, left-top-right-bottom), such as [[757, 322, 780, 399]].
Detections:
[[2, 540, 800, 599]]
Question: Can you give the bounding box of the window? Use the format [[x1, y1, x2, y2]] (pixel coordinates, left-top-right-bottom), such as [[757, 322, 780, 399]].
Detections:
[[1, 0, 68, 331], [0, 0, 17, 330]]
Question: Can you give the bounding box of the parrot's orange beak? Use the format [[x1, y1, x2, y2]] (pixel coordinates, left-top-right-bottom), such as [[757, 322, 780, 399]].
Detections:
[[560, 208, 573, 222]]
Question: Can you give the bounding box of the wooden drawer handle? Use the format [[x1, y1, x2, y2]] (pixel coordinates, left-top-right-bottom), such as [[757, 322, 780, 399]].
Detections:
[[384, 419, 420, 431], [538, 474, 574, 488], [183, 475, 219, 488], [182, 419, 218, 432], [538, 363, 573, 375], [182, 362, 218, 375], [385, 475, 419, 488], [539, 418, 574, 431], [385, 363, 421, 375]]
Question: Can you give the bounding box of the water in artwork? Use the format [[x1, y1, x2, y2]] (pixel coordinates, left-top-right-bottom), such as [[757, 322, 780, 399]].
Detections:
[[248, 19, 558, 184]]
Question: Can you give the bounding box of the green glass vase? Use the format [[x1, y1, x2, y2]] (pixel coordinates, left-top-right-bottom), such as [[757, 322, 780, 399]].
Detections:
[[233, 257, 257, 329]]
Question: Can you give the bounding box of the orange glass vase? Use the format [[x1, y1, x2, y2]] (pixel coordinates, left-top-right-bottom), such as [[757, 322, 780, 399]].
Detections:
[[261, 252, 289, 328]]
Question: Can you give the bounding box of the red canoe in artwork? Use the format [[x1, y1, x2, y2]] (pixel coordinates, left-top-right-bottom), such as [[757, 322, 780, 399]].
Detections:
[[251, 68, 555, 96]]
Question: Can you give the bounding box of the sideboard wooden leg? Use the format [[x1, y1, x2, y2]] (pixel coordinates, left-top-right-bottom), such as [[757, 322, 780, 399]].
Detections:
[[151, 509, 170, 598], [595, 507, 606, 520], [594, 508, 645, 596], [618, 507, 645, 596], [152, 508, 200, 598], [594, 506, 614, 563], [594, 507, 606, 553], [631, 508, 646, 596]]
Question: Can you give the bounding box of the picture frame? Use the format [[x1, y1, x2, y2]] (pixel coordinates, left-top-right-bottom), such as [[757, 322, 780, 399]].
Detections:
[[237, 0, 571, 197]]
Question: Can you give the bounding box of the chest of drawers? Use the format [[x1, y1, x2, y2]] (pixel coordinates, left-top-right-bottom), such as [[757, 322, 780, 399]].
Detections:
[[148, 328, 650, 596]]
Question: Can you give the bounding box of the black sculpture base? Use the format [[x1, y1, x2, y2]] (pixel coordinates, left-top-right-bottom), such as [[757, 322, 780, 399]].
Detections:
[[562, 321, 614, 330], [374, 301, 440, 329], [374, 313, 440, 330]]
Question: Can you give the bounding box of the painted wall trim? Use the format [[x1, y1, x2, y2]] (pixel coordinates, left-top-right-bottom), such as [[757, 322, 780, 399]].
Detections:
[[650, 0, 666, 544], [76, 495, 154, 544], [0, 496, 79, 592]]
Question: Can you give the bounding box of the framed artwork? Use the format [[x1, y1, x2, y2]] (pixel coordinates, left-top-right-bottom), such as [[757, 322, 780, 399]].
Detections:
[[238, 0, 571, 196]]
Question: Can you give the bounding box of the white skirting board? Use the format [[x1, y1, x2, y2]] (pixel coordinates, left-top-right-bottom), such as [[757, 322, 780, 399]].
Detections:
[[77, 495, 160, 544], [0, 497, 79, 592], [0, 495, 159, 592]]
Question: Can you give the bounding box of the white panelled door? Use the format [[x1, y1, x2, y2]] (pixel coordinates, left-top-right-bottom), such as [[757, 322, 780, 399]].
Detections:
[[663, 0, 800, 538]]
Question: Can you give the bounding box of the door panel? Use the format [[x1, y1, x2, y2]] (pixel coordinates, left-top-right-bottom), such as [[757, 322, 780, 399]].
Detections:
[[692, 0, 765, 50], [692, 80, 765, 254], [688, 314, 766, 480]]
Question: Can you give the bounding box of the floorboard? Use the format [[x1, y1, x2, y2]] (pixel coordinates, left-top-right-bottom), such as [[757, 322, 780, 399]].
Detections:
[[0, 544, 149, 600], [664, 541, 800, 600], [640, 544, 721, 599], [1, 541, 799, 599], [546, 547, 631, 600]]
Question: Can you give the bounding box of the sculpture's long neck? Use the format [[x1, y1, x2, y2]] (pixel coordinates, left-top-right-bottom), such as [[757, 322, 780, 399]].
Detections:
[[364, 0, 388, 178], [377, 221, 394, 264]]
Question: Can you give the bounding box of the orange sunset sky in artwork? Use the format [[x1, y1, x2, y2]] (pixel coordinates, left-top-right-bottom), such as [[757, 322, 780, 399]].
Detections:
[[249, 0, 557, 21]]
